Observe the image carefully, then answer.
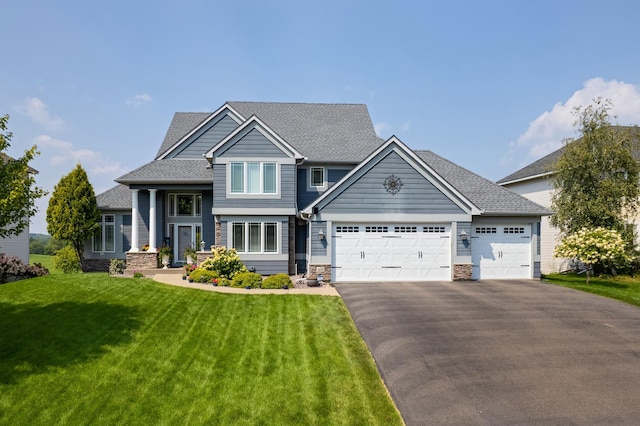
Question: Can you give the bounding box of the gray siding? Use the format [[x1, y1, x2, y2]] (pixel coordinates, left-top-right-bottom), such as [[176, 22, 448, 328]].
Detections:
[[218, 128, 288, 158], [170, 114, 239, 158], [456, 222, 471, 256], [242, 260, 290, 276], [0, 228, 30, 264], [213, 163, 296, 209], [320, 151, 465, 215], [297, 168, 351, 209], [84, 210, 131, 260], [310, 221, 327, 256]]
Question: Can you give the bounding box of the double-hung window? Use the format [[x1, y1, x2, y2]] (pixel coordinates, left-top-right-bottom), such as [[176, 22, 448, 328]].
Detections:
[[93, 214, 115, 252], [232, 222, 278, 253], [230, 162, 277, 194]]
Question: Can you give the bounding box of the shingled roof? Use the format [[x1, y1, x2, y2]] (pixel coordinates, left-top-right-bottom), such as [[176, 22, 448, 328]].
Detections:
[[226, 102, 383, 163], [415, 150, 551, 215], [116, 159, 212, 185], [96, 184, 132, 209], [497, 125, 640, 185]]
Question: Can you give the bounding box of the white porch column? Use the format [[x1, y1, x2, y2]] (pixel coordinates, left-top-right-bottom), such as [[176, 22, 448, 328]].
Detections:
[[130, 189, 140, 252], [148, 189, 157, 252]]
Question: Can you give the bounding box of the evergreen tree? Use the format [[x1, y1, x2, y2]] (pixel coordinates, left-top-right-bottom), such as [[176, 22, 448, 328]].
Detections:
[[46, 164, 100, 272]]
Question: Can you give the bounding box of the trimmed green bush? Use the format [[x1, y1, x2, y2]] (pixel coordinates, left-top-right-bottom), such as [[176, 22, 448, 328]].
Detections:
[[216, 277, 231, 287], [189, 269, 219, 284], [231, 271, 263, 289], [54, 245, 81, 274], [261, 273, 292, 289]]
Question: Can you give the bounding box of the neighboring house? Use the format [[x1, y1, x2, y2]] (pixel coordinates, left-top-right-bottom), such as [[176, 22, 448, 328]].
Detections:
[[0, 154, 38, 264], [87, 101, 550, 281], [497, 126, 640, 274]]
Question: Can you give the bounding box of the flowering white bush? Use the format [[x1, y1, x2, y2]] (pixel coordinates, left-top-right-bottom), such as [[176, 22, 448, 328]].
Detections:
[[555, 227, 632, 280], [198, 246, 247, 279]]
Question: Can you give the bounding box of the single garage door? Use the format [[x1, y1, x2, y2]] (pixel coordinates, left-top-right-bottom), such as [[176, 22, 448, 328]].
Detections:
[[332, 224, 451, 282], [471, 225, 531, 279]]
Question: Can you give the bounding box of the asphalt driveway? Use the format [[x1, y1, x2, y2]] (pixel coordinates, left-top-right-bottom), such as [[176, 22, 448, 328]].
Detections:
[[335, 280, 640, 426]]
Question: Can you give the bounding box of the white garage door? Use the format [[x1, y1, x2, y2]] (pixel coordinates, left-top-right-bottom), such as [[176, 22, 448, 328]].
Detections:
[[471, 225, 532, 279], [332, 224, 451, 282]]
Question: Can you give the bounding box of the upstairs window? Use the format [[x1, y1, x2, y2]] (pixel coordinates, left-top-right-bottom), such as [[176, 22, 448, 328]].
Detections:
[[168, 194, 202, 217], [93, 215, 115, 252], [231, 162, 277, 194], [310, 167, 325, 188]]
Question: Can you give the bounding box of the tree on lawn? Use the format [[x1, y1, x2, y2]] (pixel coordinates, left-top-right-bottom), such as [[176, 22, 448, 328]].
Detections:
[[550, 98, 640, 243], [46, 164, 100, 272], [0, 114, 47, 238]]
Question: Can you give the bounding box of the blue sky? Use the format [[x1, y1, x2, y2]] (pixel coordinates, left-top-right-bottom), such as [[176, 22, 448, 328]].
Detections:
[[3, 0, 640, 234]]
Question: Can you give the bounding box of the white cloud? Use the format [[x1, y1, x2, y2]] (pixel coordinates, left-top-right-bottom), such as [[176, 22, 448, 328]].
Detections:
[[374, 122, 392, 137], [503, 78, 640, 170], [125, 93, 153, 108], [34, 134, 124, 175], [17, 97, 64, 131]]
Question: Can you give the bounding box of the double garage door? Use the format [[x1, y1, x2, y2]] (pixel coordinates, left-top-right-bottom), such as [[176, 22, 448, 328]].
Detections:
[[331, 223, 533, 282], [332, 224, 451, 282]]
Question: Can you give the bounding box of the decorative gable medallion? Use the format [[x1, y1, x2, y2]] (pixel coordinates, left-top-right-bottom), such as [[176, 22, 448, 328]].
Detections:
[[383, 174, 403, 196]]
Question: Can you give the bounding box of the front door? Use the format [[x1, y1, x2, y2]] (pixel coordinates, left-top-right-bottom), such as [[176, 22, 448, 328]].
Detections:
[[177, 226, 192, 262]]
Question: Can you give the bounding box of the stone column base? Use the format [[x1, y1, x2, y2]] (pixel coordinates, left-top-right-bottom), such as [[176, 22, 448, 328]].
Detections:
[[126, 252, 158, 269], [308, 264, 331, 283], [453, 264, 473, 280]]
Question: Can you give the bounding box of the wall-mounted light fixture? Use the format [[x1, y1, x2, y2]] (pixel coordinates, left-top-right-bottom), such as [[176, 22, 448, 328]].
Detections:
[[460, 230, 468, 241], [318, 229, 325, 241]]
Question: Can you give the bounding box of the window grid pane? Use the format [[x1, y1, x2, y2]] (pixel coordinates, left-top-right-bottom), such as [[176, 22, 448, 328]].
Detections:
[[265, 223, 277, 252], [247, 163, 261, 194], [93, 227, 103, 252], [232, 223, 245, 252], [105, 225, 115, 251], [263, 163, 276, 193], [248, 223, 261, 252], [311, 167, 324, 187], [231, 163, 244, 193]]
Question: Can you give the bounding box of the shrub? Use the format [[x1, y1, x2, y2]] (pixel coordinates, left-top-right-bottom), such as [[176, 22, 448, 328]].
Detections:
[[0, 253, 49, 283], [199, 246, 247, 279], [555, 227, 633, 282], [189, 268, 219, 284], [109, 259, 126, 275], [133, 271, 144, 279], [262, 273, 292, 289], [54, 245, 81, 274], [216, 277, 231, 287], [231, 271, 263, 289]]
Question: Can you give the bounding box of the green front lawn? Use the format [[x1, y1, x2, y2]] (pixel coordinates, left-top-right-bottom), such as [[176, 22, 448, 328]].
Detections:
[[0, 274, 402, 425], [542, 273, 640, 307]]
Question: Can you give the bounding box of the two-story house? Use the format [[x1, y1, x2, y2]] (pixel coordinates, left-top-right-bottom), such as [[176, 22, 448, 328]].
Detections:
[[0, 154, 38, 264], [86, 101, 550, 281]]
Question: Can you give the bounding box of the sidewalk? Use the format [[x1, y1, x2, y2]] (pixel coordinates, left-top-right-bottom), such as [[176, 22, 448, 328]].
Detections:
[[152, 273, 340, 296]]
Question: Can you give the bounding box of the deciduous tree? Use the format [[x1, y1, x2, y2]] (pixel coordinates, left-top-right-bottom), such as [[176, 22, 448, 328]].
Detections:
[[550, 98, 640, 243], [46, 164, 99, 272], [0, 114, 47, 239]]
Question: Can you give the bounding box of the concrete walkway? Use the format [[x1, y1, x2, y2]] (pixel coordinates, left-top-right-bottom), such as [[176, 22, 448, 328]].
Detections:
[[152, 272, 339, 296]]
